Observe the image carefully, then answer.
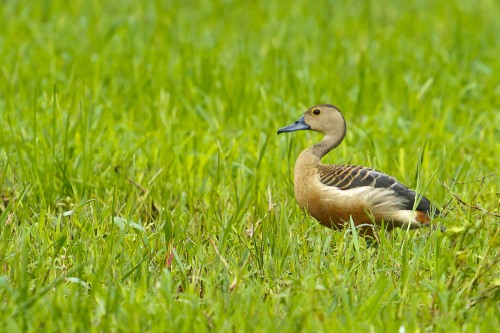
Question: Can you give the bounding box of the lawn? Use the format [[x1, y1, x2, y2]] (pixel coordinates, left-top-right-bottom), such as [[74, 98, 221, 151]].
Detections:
[[0, 0, 499, 331]]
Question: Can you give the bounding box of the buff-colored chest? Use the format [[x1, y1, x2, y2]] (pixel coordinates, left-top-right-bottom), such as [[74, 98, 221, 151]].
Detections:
[[293, 151, 364, 229]]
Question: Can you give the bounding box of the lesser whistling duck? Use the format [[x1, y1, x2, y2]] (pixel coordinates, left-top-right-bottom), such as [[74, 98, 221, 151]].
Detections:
[[278, 104, 441, 237]]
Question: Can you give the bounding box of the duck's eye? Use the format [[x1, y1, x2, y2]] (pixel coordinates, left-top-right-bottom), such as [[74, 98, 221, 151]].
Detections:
[[313, 109, 321, 115]]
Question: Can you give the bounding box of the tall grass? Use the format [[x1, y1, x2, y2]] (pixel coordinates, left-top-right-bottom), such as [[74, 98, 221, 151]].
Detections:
[[0, 0, 499, 331]]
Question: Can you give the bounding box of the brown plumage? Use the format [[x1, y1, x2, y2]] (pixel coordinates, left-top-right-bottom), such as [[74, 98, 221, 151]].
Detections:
[[278, 104, 441, 237]]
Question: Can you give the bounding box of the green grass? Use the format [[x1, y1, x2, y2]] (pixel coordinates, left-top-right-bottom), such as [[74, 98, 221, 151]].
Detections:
[[1, 0, 499, 331]]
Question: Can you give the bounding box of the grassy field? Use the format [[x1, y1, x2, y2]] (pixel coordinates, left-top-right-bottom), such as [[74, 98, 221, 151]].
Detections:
[[1, 0, 499, 331]]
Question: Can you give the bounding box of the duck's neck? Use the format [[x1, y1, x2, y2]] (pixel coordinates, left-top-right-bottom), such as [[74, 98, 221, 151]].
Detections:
[[308, 133, 344, 161]]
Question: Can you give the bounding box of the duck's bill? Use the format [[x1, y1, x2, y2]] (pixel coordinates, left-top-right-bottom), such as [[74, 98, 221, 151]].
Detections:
[[277, 115, 311, 134]]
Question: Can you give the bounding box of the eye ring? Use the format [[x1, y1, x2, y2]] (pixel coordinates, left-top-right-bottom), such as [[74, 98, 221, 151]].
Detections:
[[312, 109, 321, 115]]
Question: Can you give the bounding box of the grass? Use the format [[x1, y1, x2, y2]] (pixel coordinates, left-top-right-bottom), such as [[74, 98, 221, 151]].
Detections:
[[0, 0, 499, 331]]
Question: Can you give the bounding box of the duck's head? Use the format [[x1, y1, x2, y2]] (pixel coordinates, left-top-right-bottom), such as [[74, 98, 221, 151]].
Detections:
[[277, 104, 346, 137]]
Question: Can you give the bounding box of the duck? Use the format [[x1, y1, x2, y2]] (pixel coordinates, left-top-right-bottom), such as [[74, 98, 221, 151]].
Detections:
[[278, 104, 441, 237]]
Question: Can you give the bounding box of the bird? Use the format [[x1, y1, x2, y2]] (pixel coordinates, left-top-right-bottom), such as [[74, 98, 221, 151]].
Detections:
[[278, 104, 441, 238]]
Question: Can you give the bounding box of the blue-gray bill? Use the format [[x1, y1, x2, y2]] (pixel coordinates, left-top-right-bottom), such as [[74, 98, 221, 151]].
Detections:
[[277, 115, 311, 134]]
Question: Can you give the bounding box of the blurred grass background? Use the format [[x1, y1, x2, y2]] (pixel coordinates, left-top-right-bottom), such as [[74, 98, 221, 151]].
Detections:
[[0, 0, 499, 331]]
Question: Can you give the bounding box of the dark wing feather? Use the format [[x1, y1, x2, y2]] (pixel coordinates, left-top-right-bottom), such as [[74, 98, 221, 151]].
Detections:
[[318, 165, 440, 215]]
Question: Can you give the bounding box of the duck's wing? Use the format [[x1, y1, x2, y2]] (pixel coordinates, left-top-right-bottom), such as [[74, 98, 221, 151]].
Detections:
[[317, 164, 439, 215]]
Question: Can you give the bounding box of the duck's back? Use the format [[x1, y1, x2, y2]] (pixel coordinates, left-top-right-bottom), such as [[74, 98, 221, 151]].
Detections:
[[317, 164, 439, 215]]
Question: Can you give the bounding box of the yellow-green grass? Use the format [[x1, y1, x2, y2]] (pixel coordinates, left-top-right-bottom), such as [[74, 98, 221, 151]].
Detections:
[[0, 0, 499, 331]]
